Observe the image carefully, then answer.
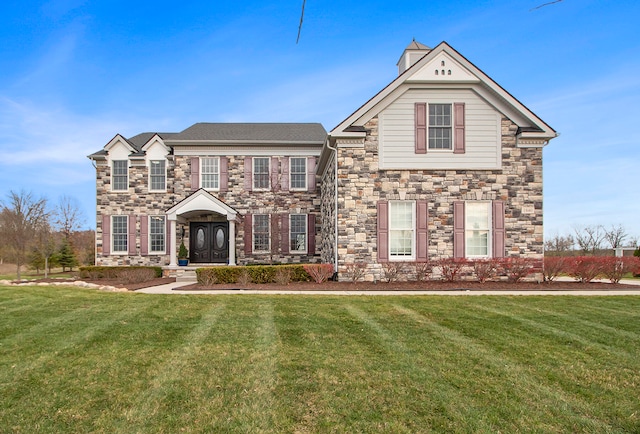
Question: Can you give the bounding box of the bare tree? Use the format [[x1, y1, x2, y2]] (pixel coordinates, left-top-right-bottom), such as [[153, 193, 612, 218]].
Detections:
[[603, 224, 628, 249], [544, 232, 575, 255], [573, 224, 606, 256], [53, 195, 85, 241], [32, 221, 58, 278], [0, 191, 50, 279]]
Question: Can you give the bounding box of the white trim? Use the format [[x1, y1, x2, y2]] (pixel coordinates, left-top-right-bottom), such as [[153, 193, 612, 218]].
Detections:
[[111, 215, 128, 255], [148, 159, 167, 192], [464, 201, 492, 259], [289, 157, 307, 191], [252, 214, 271, 253], [252, 157, 271, 191], [173, 147, 322, 156], [111, 160, 129, 192], [148, 215, 166, 255], [290, 214, 308, 254], [200, 157, 221, 191]]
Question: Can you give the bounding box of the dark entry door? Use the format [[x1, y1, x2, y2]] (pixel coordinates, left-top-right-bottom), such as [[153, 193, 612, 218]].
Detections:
[[190, 222, 229, 263]]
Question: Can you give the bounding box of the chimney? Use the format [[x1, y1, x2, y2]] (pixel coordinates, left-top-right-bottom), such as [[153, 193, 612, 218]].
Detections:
[[397, 39, 431, 75]]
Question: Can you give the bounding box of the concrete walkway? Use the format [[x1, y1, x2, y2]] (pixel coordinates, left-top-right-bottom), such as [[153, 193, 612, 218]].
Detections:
[[136, 278, 640, 296]]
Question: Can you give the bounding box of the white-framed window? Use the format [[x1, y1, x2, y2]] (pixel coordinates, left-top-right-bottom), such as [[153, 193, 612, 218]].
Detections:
[[112, 215, 128, 253], [253, 157, 270, 190], [465, 202, 491, 257], [201, 157, 220, 190], [253, 214, 270, 252], [290, 157, 307, 190], [389, 201, 415, 259], [428, 103, 452, 150], [112, 160, 128, 191], [149, 216, 165, 253], [290, 214, 307, 253], [149, 160, 166, 191]]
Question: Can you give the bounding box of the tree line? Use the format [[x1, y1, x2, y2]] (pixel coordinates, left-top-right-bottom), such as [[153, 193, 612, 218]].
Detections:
[[546, 224, 639, 256], [0, 190, 94, 279]]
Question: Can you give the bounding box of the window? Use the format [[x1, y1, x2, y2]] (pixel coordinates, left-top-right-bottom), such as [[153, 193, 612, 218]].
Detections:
[[112, 160, 128, 191], [389, 201, 415, 259], [201, 157, 219, 190], [253, 157, 270, 190], [149, 216, 165, 253], [428, 104, 452, 150], [112, 215, 128, 253], [149, 160, 166, 191], [290, 157, 307, 190], [290, 214, 307, 252], [253, 214, 270, 252], [465, 202, 491, 257]]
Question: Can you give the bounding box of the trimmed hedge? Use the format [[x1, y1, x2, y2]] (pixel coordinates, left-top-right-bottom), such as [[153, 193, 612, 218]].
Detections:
[[197, 264, 310, 285], [78, 266, 163, 280]]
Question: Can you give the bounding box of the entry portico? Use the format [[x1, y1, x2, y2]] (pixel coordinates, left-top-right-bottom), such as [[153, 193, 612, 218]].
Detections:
[[166, 189, 238, 267]]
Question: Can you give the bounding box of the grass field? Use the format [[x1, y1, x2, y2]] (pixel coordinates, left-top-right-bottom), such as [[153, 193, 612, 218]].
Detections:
[[1, 286, 639, 433]]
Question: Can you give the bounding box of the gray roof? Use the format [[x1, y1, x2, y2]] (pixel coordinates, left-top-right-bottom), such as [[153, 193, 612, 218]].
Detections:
[[127, 132, 176, 151], [405, 39, 430, 51], [167, 123, 327, 144]]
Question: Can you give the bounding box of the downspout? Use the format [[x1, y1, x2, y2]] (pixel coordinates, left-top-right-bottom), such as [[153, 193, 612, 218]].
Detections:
[[326, 138, 339, 276]]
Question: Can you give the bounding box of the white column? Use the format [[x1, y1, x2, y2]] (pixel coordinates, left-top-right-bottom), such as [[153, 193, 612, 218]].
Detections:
[[228, 217, 236, 265], [169, 219, 177, 266]]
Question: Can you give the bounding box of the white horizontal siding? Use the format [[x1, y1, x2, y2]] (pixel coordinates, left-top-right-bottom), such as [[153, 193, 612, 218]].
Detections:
[[379, 88, 501, 170]]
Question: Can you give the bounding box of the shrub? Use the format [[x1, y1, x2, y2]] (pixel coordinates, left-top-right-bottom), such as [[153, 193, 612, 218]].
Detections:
[[414, 262, 432, 281], [472, 259, 498, 283], [565, 257, 605, 283], [274, 267, 292, 285], [600, 257, 640, 284], [499, 258, 537, 283], [381, 262, 407, 283], [543, 256, 567, 282], [437, 258, 469, 282], [303, 264, 334, 284], [344, 262, 367, 283], [237, 269, 251, 285], [196, 265, 309, 285], [118, 267, 157, 284]]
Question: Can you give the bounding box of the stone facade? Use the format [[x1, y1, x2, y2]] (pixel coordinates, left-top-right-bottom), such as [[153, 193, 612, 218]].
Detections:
[[324, 117, 543, 282], [95, 155, 321, 266]]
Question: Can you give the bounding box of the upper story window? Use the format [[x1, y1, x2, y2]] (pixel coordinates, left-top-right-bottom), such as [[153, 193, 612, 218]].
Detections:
[[465, 202, 491, 257], [253, 214, 270, 252], [253, 157, 270, 190], [149, 160, 166, 191], [201, 157, 220, 190], [428, 104, 452, 150], [290, 157, 307, 190], [290, 214, 307, 253], [389, 201, 415, 259], [112, 215, 128, 253], [112, 160, 128, 191]]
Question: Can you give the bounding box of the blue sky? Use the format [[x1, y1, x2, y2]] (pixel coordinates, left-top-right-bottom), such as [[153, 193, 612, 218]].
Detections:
[[0, 0, 638, 243]]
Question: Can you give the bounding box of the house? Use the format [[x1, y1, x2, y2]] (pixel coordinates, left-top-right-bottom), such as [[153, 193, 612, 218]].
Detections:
[[88, 40, 556, 281]]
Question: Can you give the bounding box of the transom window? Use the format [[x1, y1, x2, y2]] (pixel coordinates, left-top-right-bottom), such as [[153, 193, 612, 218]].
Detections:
[[149, 160, 166, 191], [112, 215, 128, 253], [201, 157, 220, 190], [290, 157, 307, 190], [428, 104, 452, 150], [112, 160, 128, 191], [150, 216, 165, 253], [465, 202, 491, 257], [253, 214, 270, 252], [389, 201, 415, 258], [290, 214, 307, 252], [253, 157, 270, 190]]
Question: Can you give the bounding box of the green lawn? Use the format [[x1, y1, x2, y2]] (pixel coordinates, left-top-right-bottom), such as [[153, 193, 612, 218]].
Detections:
[[1, 286, 639, 433]]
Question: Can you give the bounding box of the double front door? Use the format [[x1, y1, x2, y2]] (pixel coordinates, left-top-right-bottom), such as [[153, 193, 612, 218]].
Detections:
[[190, 222, 229, 263]]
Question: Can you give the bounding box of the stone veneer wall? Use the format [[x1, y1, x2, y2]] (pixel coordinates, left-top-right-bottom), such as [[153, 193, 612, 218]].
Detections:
[[334, 116, 543, 282], [319, 151, 336, 268], [95, 155, 321, 266]]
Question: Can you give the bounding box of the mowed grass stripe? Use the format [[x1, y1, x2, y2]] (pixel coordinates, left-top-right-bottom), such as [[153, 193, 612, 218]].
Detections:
[[392, 302, 617, 433]]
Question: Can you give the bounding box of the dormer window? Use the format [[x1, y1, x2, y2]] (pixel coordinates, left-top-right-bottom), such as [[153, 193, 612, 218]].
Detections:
[[149, 160, 166, 191], [112, 160, 128, 191]]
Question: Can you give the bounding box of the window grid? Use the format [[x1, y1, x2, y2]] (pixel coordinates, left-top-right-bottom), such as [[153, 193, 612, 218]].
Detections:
[[465, 202, 491, 257], [112, 216, 128, 253], [389, 202, 414, 257], [150, 160, 166, 191], [150, 216, 165, 253], [112, 160, 128, 191], [253, 158, 270, 190], [290, 214, 307, 252], [290, 157, 307, 190], [201, 157, 219, 189], [253, 215, 270, 252], [428, 104, 452, 150]]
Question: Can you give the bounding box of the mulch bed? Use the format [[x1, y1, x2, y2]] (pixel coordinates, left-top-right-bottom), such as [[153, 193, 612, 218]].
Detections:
[[176, 280, 637, 292]]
